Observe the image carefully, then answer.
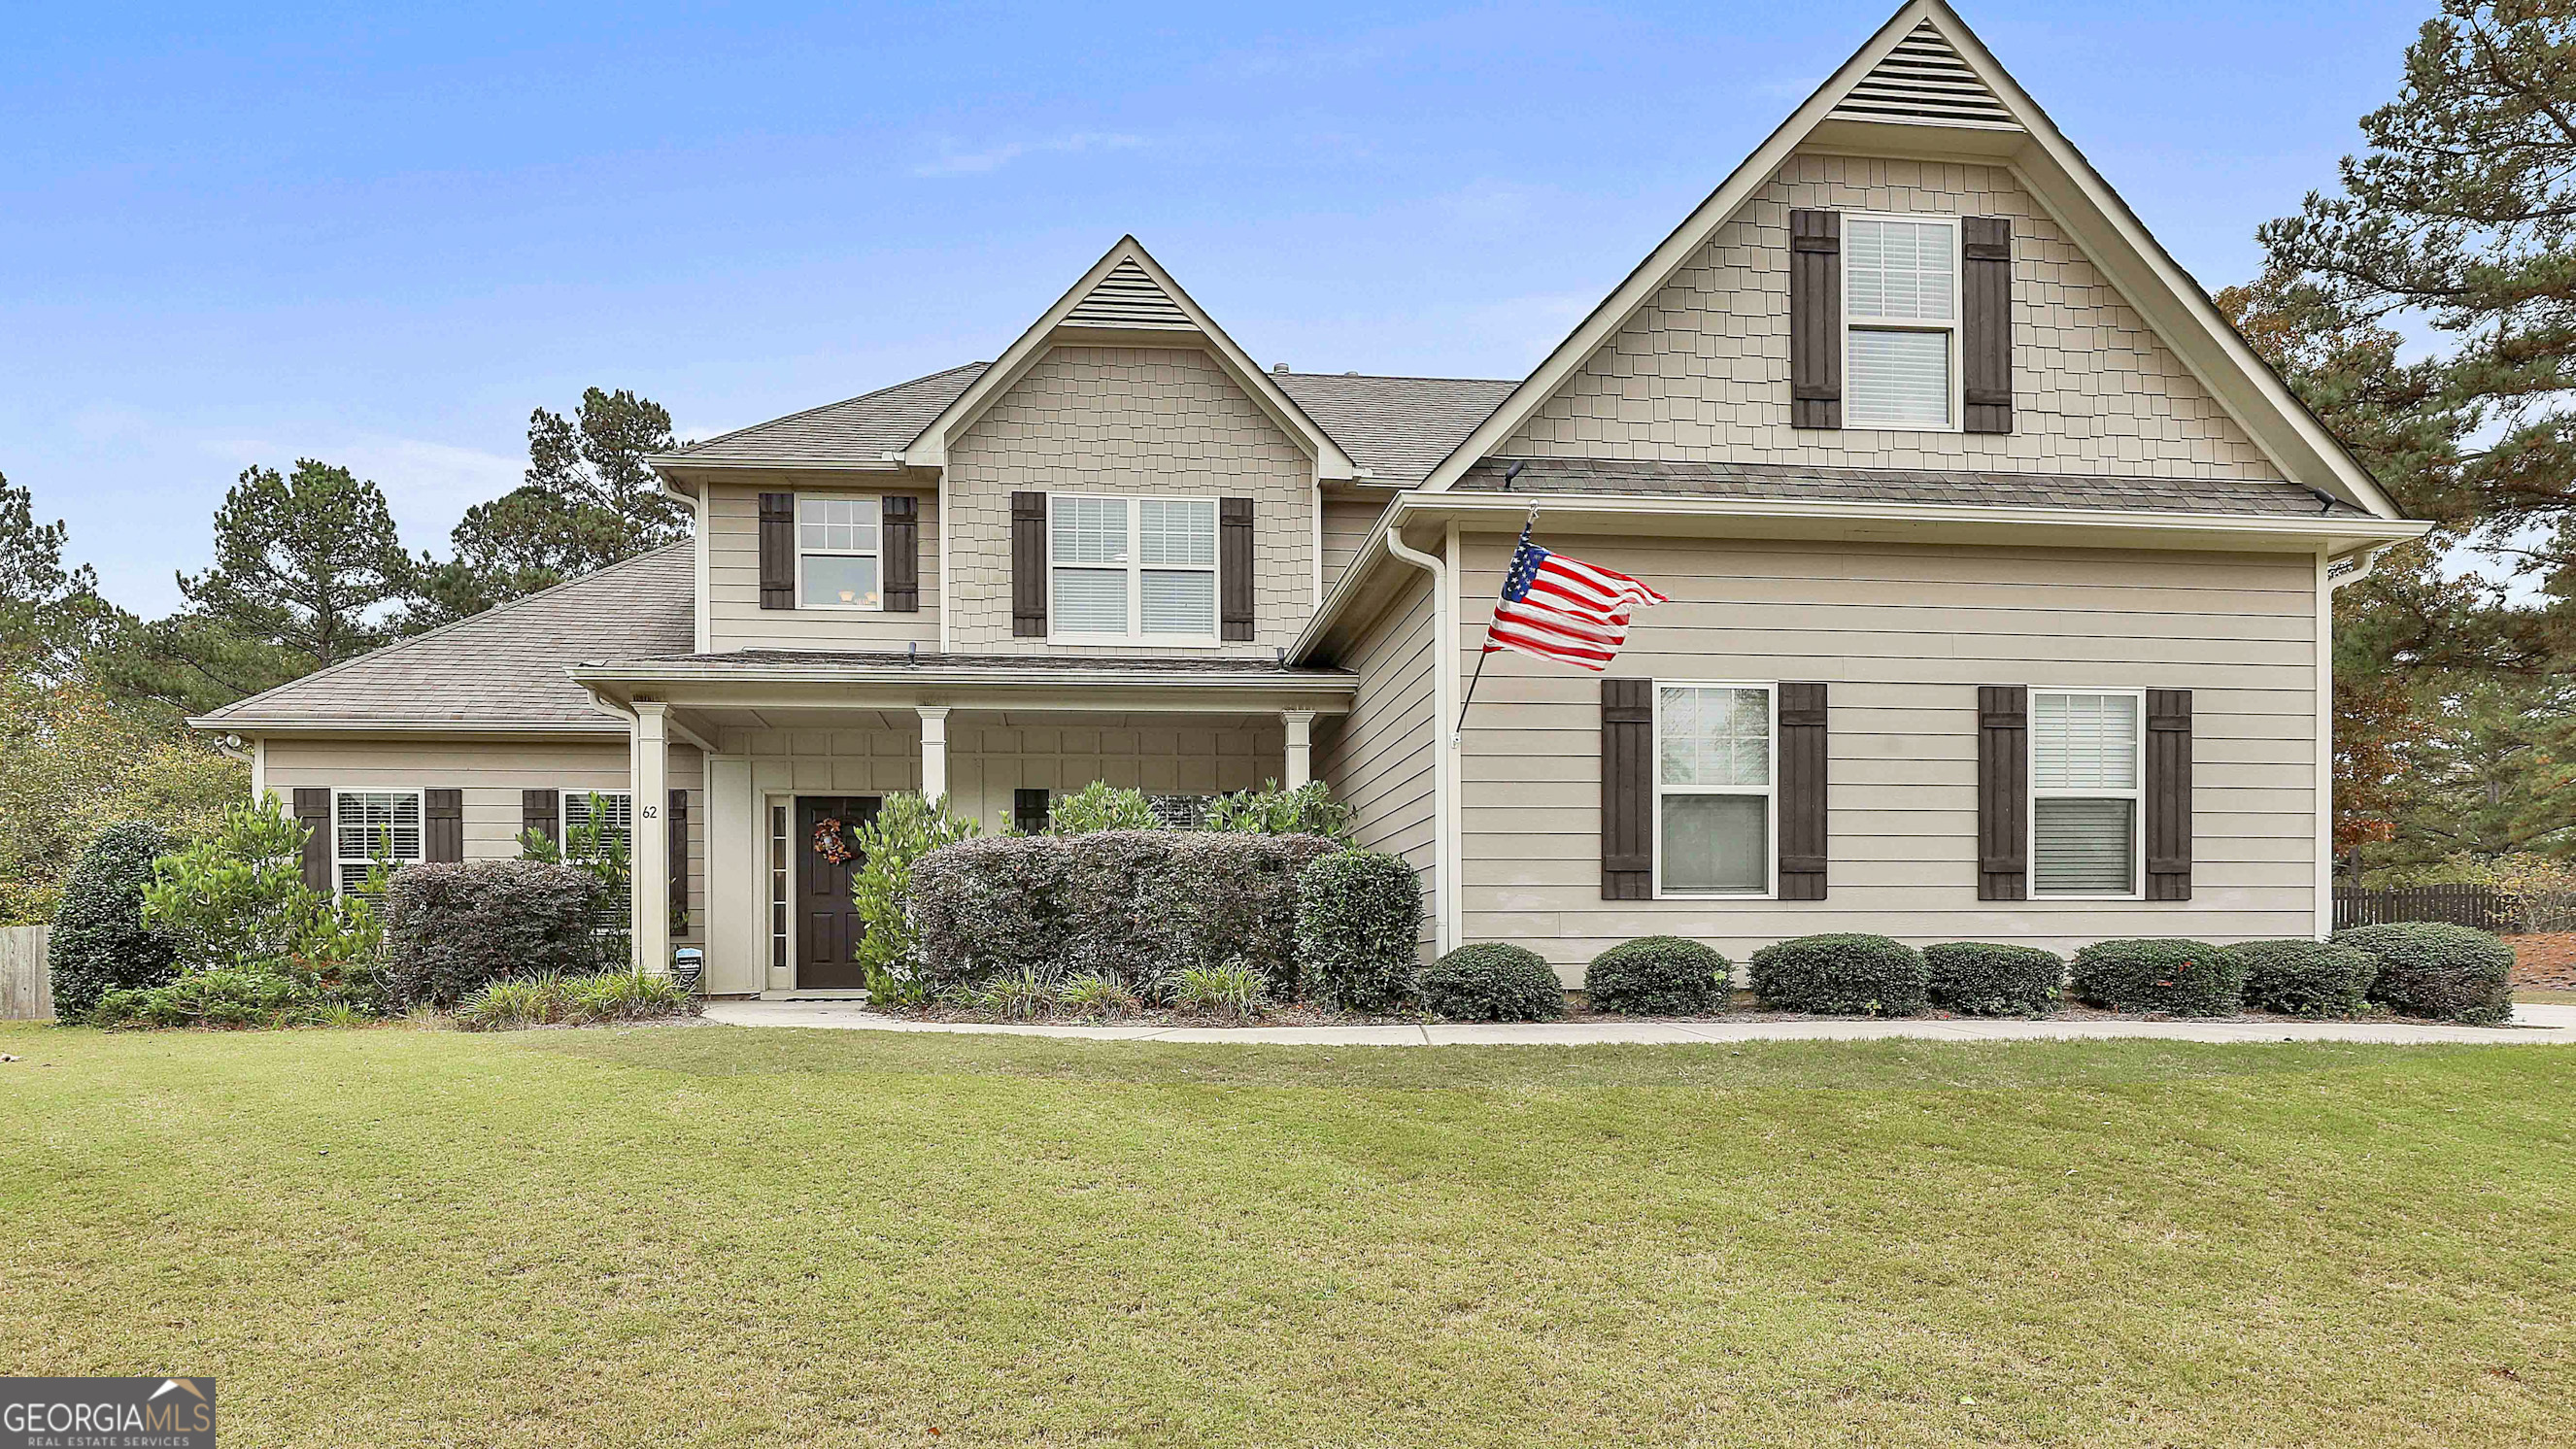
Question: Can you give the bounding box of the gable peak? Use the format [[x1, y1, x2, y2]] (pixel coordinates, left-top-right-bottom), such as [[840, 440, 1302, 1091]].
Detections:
[[1063, 254, 1195, 331], [1828, 18, 2018, 131]]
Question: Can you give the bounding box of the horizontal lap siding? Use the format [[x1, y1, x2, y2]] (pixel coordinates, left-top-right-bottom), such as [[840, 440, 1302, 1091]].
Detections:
[[707, 484, 941, 651], [1316, 573, 1439, 950], [1446, 535, 2319, 973]]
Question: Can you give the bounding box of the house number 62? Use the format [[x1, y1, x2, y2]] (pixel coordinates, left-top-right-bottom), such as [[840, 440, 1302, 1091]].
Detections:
[[640, 804, 659, 819]]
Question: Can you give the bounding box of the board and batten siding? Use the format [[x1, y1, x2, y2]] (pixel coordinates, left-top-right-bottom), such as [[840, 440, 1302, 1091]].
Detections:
[[1445, 533, 2320, 975], [704, 482, 941, 653], [1506, 152, 2283, 480], [256, 736, 707, 943], [1315, 570, 1441, 951], [943, 345, 1318, 657], [1320, 496, 1389, 595]]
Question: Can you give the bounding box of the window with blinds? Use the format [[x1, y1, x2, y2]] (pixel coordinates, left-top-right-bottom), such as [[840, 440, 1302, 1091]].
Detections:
[[1049, 494, 1218, 640], [1654, 683, 1775, 894], [1845, 216, 1957, 428], [796, 495, 881, 609], [2030, 690, 2141, 895], [333, 790, 423, 896]]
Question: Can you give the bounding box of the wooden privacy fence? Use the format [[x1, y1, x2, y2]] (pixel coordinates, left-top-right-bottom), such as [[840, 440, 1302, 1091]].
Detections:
[[2332, 885, 2576, 934], [0, 925, 51, 1020]]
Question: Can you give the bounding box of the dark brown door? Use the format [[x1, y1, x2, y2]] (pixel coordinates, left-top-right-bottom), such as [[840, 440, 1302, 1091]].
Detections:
[[797, 795, 879, 990]]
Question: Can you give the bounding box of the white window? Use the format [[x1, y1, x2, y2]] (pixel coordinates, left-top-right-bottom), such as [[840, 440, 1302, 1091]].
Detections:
[[333, 789, 422, 896], [2030, 690, 2144, 897], [797, 495, 881, 609], [561, 791, 633, 858], [1844, 216, 1958, 429], [1147, 793, 1215, 828], [1049, 494, 1218, 641], [1654, 684, 1775, 896]]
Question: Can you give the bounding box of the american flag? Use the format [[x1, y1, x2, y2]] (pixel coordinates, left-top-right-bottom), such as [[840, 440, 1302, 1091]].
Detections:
[[1481, 524, 1669, 672]]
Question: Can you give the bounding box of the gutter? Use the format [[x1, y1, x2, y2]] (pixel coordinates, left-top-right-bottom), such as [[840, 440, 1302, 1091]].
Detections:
[[1377, 527, 1461, 956]]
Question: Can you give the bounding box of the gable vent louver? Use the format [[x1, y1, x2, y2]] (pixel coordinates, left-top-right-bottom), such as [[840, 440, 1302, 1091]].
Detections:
[[1827, 22, 2019, 131], [1062, 257, 1196, 330]]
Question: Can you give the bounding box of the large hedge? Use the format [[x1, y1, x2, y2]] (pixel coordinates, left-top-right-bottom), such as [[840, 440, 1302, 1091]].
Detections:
[[909, 831, 1336, 997], [1922, 942, 2063, 1018], [1585, 936, 1730, 1015], [48, 821, 176, 1021], [1296, 849, 1422, 1010], [381, 859, 605, 1010], [2334, 922, 2516, 1025], [2069, 939, 2243, 1016], [1748, 933, 1929, 1017], [2227, 939, 2378, 1020], [1421, 942, 1564, 1022]]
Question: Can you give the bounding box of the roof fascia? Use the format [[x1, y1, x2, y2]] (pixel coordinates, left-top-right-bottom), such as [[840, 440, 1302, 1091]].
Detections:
[[186, 720, 628, 740], [900, 237, 1358, 479]]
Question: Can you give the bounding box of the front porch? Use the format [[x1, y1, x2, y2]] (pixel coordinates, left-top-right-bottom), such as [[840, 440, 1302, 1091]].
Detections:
[[570, 651, 1354, 994]]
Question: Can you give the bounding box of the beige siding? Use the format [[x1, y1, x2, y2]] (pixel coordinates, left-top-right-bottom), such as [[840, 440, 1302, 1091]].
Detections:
[[1444, 533, 2320, 976], [705, 483, 941, 653], [1315, 572, 1440, 951], [1506, 152, 2282, 480], [945, 345, 1317, 656], [1320, 496, 1387, 596], [259, 736, 707, 944]]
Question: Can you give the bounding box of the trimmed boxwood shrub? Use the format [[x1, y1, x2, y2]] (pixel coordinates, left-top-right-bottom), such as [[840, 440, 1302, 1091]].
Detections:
[[1748, 933, 1929, 1017], [1296, 849, 1422, 1010], [2070, 938, 2243, 1016], [382, 859, 604, 1010], [1922, 942, 2063, 1018], [1421, 942, 1565, 1022], [1585, 936, 1730, 1015], [2334, 922, 2515, 1026], [48, 822, 177, 1022], [2226, 939, 2378, 1019]]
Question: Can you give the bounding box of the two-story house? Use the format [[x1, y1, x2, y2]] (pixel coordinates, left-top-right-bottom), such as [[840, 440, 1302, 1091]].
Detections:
[[193, 1, 2426, 996]]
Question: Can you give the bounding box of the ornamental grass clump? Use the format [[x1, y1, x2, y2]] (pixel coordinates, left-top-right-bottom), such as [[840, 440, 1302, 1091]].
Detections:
[[1584, 936, 1731, 1015], [1748, 933, 1929, 1017], [1056, 972, 1142, 1020], [2226, 939, 2378, 1020], [1922, 942, 2064, 1018], [1170, 962, 1268, 1021], [451, 970, 698, 1031], [1421, 942, 1565, 1022], [2070, 939, 2243, 1017], [2334, 922, 2516, 1026]]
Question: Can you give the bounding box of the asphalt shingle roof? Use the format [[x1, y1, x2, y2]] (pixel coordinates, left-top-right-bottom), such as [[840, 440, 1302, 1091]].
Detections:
[[1454, 456, 2366, 518], [663, 362, 989, 467], [1270, 372, 1517, 484], [196, 544, 695, 731]]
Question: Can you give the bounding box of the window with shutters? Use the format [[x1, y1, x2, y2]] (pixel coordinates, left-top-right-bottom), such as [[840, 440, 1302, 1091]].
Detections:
[[2029, 689, 2144, 897], [333, 789, 423, 897], [796, 495, 882, 609], [1844, 216, 1959, 429], [1048, 494, 1218, 642], [1653, 683, 1775, 896], [561, 791, 635, 929]]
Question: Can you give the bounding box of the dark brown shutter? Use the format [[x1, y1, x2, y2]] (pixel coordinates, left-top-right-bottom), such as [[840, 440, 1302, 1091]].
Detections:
[[2145, 689, 2193, 900], [1777, 683, 1828, 900], [425, 789, 464, 863], [1601, 678, 1654, 899], [1977, 687, 2028, 900], [1011, 490, 1047, 637], [668, 788, 691, 924], [1963, 217, 2014, 434], [758, 492, 795, 610], [881, 494, 920, 612], [522, 789, 560, 849], [1789, 209, 1842, 429], [293, 788, 333, 893], [1219, 496, 1255, 641]]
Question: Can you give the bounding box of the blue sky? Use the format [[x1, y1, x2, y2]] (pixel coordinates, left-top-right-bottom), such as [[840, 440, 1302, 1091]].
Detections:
[[3, 0, 2432, 614]]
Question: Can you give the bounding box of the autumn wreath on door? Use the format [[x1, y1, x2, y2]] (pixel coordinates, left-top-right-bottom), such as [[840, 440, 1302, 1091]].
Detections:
[[811, 816, 858, 865]]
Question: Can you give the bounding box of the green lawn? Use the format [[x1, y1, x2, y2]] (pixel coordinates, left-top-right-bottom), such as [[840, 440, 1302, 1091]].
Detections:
[[3, 1024, 2571, 1447]]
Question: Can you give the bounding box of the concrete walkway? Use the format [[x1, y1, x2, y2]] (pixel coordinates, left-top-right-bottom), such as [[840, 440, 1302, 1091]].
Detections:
[[703, 998, 2576, 1047]]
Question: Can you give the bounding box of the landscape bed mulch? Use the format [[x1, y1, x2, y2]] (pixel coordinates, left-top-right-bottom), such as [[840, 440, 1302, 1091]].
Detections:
[[2509, 932, 2576, 991]]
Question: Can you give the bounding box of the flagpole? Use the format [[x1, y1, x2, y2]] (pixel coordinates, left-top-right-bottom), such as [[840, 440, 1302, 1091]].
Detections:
[[1453, 505, 1539, 744]]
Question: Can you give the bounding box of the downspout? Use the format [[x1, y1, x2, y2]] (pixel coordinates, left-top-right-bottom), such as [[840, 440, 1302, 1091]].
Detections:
[[1381, 524, 1459, 955]]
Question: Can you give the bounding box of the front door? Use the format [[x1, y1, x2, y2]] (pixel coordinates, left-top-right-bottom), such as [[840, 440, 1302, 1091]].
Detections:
[[797, 795, 880, 990]]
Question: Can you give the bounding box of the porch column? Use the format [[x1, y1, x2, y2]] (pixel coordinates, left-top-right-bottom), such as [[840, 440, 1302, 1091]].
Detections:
[[1280, 710, 1316, 790], [631, 702, 671, 974], [918, 706, 951, 803]]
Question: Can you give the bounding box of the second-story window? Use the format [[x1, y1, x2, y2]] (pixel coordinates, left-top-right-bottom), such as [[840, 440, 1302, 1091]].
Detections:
[[797, 495, 880, 609], [1050, 495, 1217, 641], [1845, 216, 1957, 429]]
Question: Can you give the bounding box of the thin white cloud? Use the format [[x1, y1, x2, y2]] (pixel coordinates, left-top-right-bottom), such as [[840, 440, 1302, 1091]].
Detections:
[[911, 130, 1146, 178]]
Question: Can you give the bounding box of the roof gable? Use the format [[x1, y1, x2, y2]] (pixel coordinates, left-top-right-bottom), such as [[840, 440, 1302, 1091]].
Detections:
[[1062, 258, 1195, 330], [1416, 0, 2402, 520]]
